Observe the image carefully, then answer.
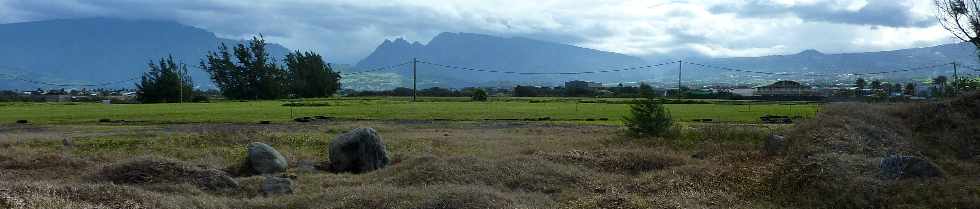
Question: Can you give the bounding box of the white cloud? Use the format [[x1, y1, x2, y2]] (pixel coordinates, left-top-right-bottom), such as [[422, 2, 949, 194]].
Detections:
[[0, 0, 960, 63]]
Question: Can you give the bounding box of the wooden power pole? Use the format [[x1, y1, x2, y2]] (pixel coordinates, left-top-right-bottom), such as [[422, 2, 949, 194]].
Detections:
[[413, 58, 417, 102]]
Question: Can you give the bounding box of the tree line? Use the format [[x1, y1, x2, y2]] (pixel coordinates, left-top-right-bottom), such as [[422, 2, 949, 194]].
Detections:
[[137, 36, 341, 103]]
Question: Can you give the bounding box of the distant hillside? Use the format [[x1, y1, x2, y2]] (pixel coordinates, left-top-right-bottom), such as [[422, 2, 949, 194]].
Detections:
[[682, 43, 980, 84], [355, 32, 650, 88], [0, 18, 289, 90]]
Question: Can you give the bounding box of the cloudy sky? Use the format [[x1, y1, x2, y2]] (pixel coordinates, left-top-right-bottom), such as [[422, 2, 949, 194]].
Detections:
[[0, 0, 957, 63]]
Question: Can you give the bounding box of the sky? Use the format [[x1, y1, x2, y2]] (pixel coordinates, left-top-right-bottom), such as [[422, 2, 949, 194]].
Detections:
[[0, 0, 959, 63]]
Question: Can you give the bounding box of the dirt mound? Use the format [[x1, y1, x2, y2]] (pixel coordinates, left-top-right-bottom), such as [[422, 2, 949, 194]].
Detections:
[[93, 156, 239, 192], [899, 91, 980, 159], [770, 93, 980, 208], [534, 148, 690, 175], [377, 156, 586, 194]]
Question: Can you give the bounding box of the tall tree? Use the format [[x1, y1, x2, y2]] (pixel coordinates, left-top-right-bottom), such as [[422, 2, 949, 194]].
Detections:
[[871, 80, 883, 92], [201, 36, 288, 100], [285, 51, 341, 98], [136, 55, 193, 103], [855, 78, 867, 97], [638, 83, 655, 98], [937, 0, 980, 59]]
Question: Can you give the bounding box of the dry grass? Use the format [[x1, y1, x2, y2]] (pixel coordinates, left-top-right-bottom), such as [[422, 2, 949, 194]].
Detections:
[[0, 120, 782, 208], [769, 92, 980, 208]]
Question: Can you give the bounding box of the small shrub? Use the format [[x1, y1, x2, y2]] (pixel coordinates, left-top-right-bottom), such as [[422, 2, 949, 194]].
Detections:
[[623, 98, 673, 137], [472, 89, 488, 102]]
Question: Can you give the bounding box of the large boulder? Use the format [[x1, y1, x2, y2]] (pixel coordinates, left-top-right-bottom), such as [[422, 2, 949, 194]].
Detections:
[[328, 128, 391, 173], [879, 155, 944, 179], [245, 142, 288, 175], [261, 176, 294, 195]]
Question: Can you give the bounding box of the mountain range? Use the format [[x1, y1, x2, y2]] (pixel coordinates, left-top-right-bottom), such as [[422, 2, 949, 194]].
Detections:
[[0, 18, 976, 90], [0, 18, 288, 90], [354, 32, 649, 88]]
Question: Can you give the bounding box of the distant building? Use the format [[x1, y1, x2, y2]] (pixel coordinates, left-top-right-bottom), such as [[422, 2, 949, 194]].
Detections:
[[754, 81, 817, 97], [564, 80, 602, 89], [731, 88, 755, 97]]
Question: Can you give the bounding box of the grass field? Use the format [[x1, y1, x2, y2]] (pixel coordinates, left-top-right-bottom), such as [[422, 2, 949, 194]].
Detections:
[[2, 93, 976, 209], [0, 97, 820, 124]]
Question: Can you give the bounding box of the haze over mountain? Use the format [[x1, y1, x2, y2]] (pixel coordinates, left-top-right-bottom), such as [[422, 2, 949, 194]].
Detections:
[[356, 32, 980, 88], [354, 32, 650, 88], [680, 42, 980, 85], [0, 18, 288, 90]]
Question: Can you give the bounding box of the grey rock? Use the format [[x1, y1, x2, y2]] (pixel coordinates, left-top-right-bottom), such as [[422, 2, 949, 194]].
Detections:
[[246, 142, 288, 175], [764, 135, 786, 156], [328, 128, 391, 173], [261, 176, 293, 195], [879, 155, 944, 179]]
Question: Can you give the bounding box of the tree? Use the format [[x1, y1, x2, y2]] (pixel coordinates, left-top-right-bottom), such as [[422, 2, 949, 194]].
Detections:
[[285, 51, 341, 98], [934, 76, 949, 97], [136, 55, 194, 103], [624, 97, 673, 137], [514, 85, 538, 97], [201, 36, 288, 100], [936, 0, 980, 59], [954, 77, 980, 92], [855, 78, 867, 97], [856, 78, 867, 90], [638, 83, 655, 98], [871, 80, 882, 92], [471, 89, 488, 101], [905, 83, 917, 96]]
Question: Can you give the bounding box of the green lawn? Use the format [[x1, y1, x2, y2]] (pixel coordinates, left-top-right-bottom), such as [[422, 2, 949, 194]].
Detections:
[[0, 97, 820, 124]]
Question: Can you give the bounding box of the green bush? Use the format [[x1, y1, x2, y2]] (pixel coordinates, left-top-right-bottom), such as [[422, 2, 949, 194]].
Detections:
[[623, 98, 673, 137], [472, 89, 488, 102]]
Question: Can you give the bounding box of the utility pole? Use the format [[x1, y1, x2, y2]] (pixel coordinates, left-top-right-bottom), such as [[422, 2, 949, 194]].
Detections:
[[412, 58, 417, 102], [952, 62, 959, 96], [179, 66, 184, 103], [677, 60, 683, 93]]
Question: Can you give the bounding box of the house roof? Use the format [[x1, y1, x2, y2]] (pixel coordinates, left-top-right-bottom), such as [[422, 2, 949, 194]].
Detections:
[[755, 80, 811, 89]]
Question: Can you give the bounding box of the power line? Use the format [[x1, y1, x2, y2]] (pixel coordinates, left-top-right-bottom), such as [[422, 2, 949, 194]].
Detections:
[[848, 63, 953, 76], [417, 60, 679, 75], [337, 61, 413, 76], [681, 61, 954, 77], [681, 61, 789, 76], [0, 71, 141, 87]]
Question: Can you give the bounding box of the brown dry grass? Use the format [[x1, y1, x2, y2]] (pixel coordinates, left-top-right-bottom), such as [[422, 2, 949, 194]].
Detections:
[[0, 120, 781, 208], [769, 92, 980, 208]]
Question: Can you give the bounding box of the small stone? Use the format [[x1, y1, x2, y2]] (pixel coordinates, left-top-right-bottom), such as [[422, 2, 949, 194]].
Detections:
[[764, 135, 786, 156]]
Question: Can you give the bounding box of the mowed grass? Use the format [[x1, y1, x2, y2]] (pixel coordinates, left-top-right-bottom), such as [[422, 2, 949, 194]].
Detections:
[[0, 97, 820, 124]]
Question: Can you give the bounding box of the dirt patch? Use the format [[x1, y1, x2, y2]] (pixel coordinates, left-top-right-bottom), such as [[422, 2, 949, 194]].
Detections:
[[92, 156, 239, 192]]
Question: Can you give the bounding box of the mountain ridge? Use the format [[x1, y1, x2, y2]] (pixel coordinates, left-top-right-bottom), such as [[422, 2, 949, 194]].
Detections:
[[0, 18, 290, 89]]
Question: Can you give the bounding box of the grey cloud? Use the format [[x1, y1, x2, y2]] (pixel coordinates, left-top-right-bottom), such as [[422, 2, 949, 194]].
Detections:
[[710, 0, 934, 28], [0, 0, 953, 63]]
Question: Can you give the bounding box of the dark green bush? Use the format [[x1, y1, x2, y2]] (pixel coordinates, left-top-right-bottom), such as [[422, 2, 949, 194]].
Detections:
[[472, 89, 488, 102], [623, 98, 673, 137]]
